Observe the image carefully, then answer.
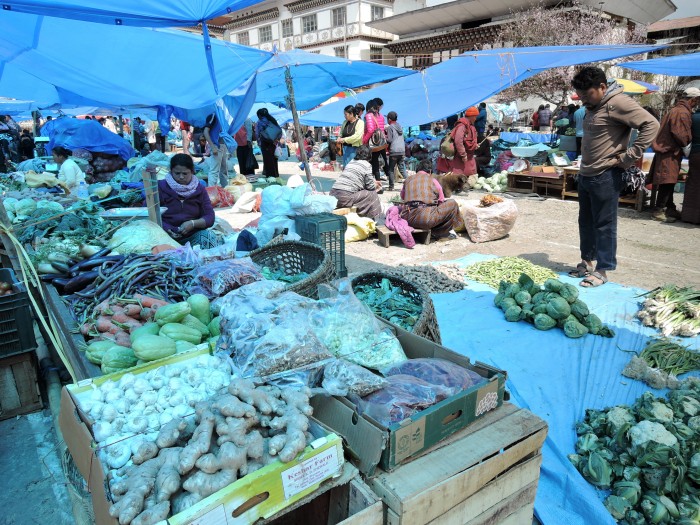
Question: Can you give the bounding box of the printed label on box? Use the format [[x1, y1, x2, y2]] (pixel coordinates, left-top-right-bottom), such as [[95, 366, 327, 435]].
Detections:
[[476, 381, 499, 417], [186, 504, 228, 525], [281, 446, 340, 500], [393, 418, 426, 463]]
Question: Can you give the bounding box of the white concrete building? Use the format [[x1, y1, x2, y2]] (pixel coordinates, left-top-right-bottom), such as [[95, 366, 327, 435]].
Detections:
[[204, 0, 424, 63]]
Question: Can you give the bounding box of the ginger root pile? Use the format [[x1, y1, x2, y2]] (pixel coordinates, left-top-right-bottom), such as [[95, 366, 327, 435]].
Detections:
[[106, 379, 313, 525]]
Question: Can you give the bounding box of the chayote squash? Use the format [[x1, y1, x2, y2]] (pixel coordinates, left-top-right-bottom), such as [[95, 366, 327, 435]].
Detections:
[[129, 322, 161, 343], [534, 313, 557, 331], [564, 318, 589, 338], [175, 340, 197, 354], [132, 334, 177, 361], [159, 323, 202, 344], [100, 346, 137, 373], [180, 315, 210, 337], [85, 341, 119, 365], [208, 317, 221, 337], [186, 294, 211, 325], [514, 291, 532, 306], [504, 305, 522, 322], [154, 302, 191, 326], [546, 296, 571, 320]]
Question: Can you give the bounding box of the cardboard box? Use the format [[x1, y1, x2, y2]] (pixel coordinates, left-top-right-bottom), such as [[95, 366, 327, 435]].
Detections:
[[310, 326, 506, 475], [59, 349, 345, 525]]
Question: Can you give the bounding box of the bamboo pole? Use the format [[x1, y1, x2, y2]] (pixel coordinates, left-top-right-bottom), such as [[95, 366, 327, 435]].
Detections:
[[284, 66, 314, 184]]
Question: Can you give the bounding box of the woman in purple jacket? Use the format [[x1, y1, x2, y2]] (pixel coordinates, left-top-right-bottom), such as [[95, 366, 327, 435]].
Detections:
[[158, 154, 220, 248]]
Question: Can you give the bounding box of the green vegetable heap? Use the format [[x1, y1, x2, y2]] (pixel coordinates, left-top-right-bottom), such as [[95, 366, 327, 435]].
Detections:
[[466, 256, 558, 290], [494, 274, 615, 338], [354, 277, 422, 331], [571, 379, 700, 524]]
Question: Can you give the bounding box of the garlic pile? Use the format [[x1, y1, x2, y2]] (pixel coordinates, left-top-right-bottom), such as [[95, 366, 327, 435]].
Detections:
[[75, 355, 233, 472]]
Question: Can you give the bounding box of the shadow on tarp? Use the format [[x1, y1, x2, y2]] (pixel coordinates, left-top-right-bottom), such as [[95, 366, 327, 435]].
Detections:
[[431, 253, 700, 525]]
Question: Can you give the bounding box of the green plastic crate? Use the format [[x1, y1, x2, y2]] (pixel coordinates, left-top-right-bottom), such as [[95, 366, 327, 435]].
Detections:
[[294, 213, 347, 278]]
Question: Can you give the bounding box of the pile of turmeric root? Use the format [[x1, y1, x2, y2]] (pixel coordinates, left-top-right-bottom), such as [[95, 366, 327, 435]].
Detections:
[[106, 378, 313, 525]]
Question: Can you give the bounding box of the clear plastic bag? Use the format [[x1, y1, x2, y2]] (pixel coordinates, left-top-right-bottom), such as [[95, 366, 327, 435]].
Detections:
[[322, 359, 388, 397], [354, 374, 453, 427], [195, 258, 263, 297], [384, 358, 486, 393], [311, 280, 407, 371]]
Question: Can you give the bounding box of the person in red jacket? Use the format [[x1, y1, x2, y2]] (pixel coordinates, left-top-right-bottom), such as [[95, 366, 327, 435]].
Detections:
[[451, 107, 479, 175]]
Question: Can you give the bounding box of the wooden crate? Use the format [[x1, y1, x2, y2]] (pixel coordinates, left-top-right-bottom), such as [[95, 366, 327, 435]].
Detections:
[[0, 350, 42, 420], [268, 466, 383, 525], [370, 403, 547, 525]]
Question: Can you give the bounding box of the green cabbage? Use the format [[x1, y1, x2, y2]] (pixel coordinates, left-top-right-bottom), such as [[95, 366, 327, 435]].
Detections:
[[499, 297, 517, 312], [559, 283, 580, 304], [36, 200, 64, 214], [514, 290, 531, 306], [546, 296, 571, 320], [564, 318, 589, 338], [544, 278, 563, 293], [3, 197, 18, 213], [15, 198, 37, 216], [504, 305, 522, 322], [570, 299, 590, 321]]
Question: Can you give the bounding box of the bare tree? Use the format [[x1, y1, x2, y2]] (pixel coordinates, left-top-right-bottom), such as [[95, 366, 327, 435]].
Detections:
[[493, 1, 647, 106]]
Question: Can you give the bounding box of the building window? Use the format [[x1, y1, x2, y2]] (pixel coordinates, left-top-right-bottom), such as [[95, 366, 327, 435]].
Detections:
[[334, 46, 346, 58], [371, 6, 384, 21], [258, 25, 272, 43], [237, 31, 250, 45], [302, 14, 317, 33], [332, 7, 346, 27], [370, 45, 382, 63], [282, 19, 293, 38], [310, 50, 321, 54]]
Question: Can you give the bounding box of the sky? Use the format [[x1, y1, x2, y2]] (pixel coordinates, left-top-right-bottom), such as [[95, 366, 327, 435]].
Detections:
[[663, 0, 699, 20]]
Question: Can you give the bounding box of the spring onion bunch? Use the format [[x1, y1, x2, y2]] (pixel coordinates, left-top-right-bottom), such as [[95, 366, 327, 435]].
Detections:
[[638, 286, 700, 338]]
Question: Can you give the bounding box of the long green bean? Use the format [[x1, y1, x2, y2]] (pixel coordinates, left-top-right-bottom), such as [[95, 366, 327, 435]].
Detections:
[[639, 337, 700, 376], [465, 257, 557, 289]]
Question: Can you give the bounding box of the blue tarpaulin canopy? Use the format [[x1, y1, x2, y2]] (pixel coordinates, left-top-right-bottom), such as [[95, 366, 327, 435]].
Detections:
[[1, 0, 260, 27], [248, 103, 293, 124], [0, 11, 271, 109], [254, 49, 415, 111], [623, 51, 700, 76], [301, 45, 664, 127]]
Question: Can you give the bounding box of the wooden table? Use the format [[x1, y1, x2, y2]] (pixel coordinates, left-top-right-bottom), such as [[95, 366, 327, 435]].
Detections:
[[562, 167, 647, 211]]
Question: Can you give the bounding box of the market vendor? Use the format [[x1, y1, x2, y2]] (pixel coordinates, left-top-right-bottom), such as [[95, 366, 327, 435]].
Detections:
[[157, 154, 220, 248], [400, 160, 464, 240], [329, 145, 383, 219], [52, 146, 85, 192]]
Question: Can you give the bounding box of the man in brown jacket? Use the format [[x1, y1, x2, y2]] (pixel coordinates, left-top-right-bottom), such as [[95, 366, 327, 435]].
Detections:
[[570, 67, 659, 287], [650, 87, 700, 222]]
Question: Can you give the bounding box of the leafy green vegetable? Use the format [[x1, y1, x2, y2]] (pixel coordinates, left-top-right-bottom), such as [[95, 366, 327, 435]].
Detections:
[[504, 305, 522, 322], [605, 495, 632, 520], [559, 283, 580, 304], [564, 318, 589, 338], [534, 313, 557, 331], [514, 290, 531, 306], [570, 299, 590, 321], [546, 296, 571, 320]]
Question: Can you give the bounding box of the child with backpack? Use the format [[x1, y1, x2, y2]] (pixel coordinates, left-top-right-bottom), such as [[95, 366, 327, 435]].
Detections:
[[385, 111, 406, 191]]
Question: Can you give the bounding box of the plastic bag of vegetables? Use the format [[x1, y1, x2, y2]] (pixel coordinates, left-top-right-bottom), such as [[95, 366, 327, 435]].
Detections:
[[107, 220, 179, 254], [460, 198, 518, 243]]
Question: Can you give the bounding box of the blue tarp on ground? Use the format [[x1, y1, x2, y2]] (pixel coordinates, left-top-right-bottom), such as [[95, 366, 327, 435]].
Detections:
[[623, 51, 700, 76], [300, 44, 664, 127], [0, 11, 271, 109], [431, 254, 700, 525], [46, 118, 136, 160], [254, 49, 414, 111]]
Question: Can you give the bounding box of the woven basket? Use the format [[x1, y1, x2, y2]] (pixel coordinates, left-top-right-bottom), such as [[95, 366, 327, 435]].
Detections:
[[351, 272, 441, 344], [250, 240, 335, 299]]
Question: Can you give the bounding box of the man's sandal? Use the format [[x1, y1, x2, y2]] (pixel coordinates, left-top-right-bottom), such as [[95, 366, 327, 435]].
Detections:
[[568, 262, 592, 278], [580, 271, 608, 288]]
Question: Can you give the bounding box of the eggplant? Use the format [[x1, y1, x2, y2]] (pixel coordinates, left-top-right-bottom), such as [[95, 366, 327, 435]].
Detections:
[[39, 273, 66, 283], [51, 277, 72, 294], [67, 255, 124, 274], [85, 247, 112, 260], [63, 271, 100, 294]]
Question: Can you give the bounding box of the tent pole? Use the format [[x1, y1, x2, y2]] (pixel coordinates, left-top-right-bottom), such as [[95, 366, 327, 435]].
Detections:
[[118, 115, 124, 135], [284, 66, 313, 184], [142, 167, 162, 227], [31, 111, 40, 136]]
